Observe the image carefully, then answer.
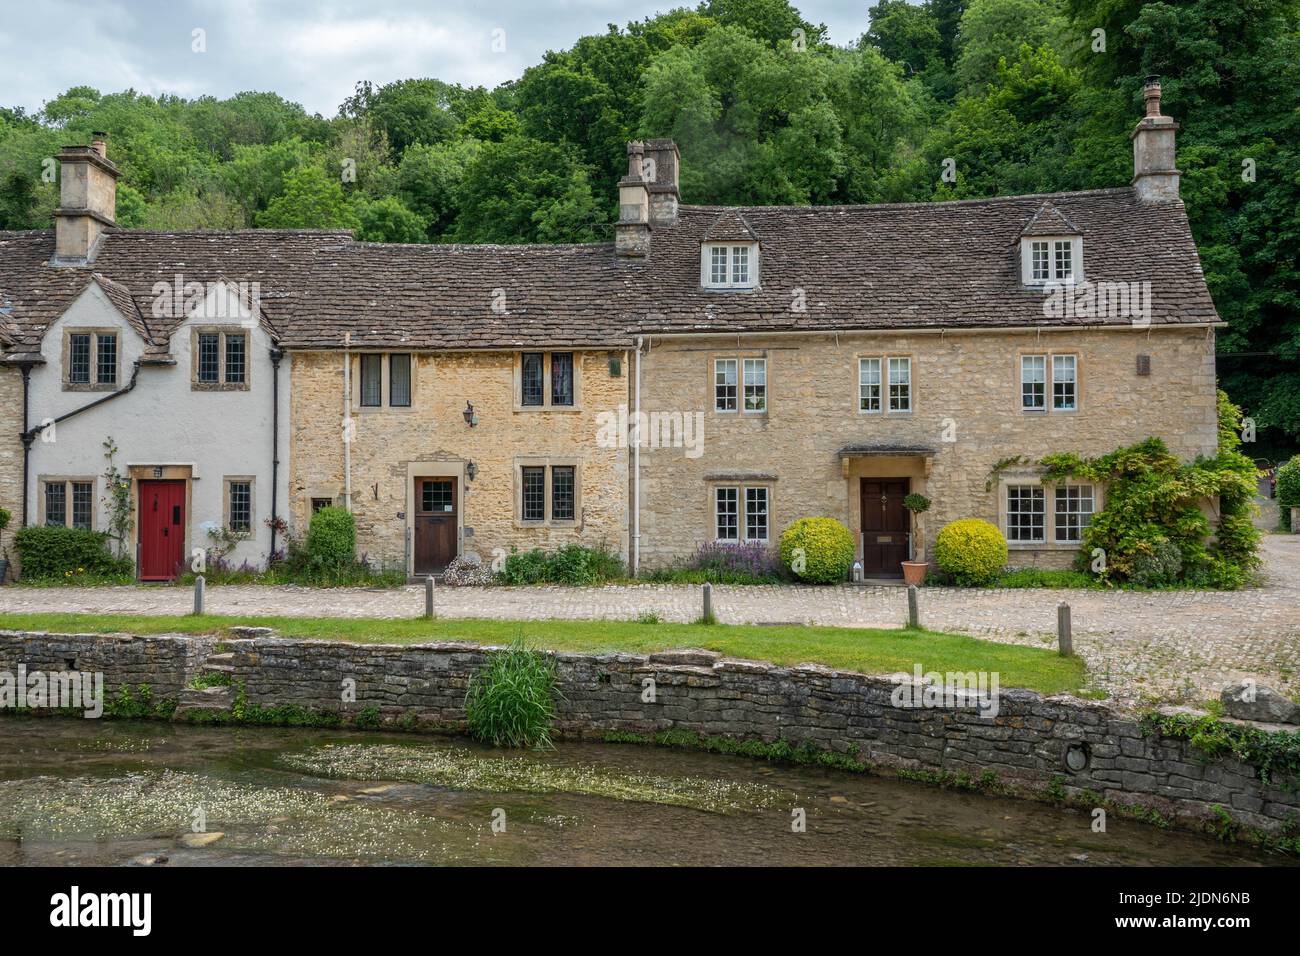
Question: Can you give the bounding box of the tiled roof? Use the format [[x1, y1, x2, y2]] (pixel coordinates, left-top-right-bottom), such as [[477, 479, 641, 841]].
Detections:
[[0, 185, 1220, 359], [1020, 201, 1082, 236], [633, 188, 1219, 334]]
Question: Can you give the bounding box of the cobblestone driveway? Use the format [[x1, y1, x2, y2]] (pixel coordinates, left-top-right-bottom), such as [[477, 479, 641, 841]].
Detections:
[[2, 536, 1297, 707]]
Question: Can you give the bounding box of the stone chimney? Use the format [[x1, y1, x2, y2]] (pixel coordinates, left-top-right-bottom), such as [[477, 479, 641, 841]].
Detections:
[[1131, 76, 1180, 202], [52, 131, 119, 267], [644, 138, 681, 226], [616, 141, 651, 257]]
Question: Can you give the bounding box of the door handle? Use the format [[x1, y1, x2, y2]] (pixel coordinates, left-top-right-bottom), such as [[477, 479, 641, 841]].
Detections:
[[162, 527, 168, 537]]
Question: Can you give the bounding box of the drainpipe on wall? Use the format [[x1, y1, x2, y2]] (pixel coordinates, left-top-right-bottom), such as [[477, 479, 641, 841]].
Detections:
[[269, 347, 282, 559], [342, 340, 352, 512], [19, 363, 34, 528], [632, 336, 643, 576]]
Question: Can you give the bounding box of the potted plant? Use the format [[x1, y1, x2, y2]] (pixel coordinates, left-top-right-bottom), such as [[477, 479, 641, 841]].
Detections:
[[0, 507, 11, 584], [901, 493, 931, 586]]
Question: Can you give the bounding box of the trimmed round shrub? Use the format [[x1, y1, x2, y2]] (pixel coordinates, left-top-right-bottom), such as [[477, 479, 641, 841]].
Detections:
[[305, 506, 356, 570], [934, 518, 1008, 586], [779, 517, 855, 584], [1278, 456, 1300, 531]]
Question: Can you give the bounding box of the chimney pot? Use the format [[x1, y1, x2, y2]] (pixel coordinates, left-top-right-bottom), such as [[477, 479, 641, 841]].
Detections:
[[90, 131, 108, 157], [1142, 76, 1162, 117]]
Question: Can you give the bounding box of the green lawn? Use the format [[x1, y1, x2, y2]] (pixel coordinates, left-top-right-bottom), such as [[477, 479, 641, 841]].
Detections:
[[0, 611, 1089, 696]]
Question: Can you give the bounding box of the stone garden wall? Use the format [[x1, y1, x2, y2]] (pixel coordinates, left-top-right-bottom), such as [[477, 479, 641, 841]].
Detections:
[[2, 629, 1296, 840]]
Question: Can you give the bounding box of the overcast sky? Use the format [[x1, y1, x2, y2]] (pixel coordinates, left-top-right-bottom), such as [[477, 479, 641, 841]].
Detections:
[[0, 0, 872, 118]]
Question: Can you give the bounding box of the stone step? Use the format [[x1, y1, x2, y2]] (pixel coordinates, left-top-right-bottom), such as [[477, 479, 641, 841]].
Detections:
[[200, 662, 235, 674], [172, 685, 234, 720]]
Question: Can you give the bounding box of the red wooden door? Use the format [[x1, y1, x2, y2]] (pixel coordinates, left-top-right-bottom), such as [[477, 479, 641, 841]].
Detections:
[[138, 480, 185, 581], [860, 479, 910, 576]]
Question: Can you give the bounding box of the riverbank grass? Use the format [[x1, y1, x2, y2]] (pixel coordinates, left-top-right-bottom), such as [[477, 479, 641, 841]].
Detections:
[[0, 612, 1089, 696]]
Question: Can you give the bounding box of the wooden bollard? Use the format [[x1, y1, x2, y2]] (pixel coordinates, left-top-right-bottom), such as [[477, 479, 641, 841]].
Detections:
[[702, 581, 714, 624], [907, 585, 920, 629], [193, 574, 205, 616], [425, 575, 435, 619], [1057, 602, 1072, 656]]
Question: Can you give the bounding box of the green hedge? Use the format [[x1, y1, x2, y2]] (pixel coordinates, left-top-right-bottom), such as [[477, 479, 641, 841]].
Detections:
[[14, 525, 133, 579], [1279, 457, 1300, 531], [305, 506, 356, 570]]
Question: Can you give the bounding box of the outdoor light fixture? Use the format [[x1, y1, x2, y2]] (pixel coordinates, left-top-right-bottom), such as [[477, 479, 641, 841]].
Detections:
[[1064, 742, 1090, 773], [463, 401, 478, 427], [466, 461, 478, 481]]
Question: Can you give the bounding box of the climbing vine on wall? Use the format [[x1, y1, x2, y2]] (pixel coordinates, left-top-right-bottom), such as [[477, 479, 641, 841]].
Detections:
[[101, 438, 133, 560], [1039, 390, 1261, 588]]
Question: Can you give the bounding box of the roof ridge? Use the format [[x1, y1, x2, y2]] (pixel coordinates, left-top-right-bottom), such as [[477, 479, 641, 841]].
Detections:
[[680, 187, 1139, 215]]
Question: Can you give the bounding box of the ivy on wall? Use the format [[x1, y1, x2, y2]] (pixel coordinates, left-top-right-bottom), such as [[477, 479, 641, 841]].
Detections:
[[1039, 390, 1261, 588]]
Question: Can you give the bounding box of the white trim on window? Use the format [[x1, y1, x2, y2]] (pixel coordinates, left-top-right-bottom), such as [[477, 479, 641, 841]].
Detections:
[[1001, 479, 1099, 547], [1021, 236, 1083, 285], [713, 484, 769, 543], [701, 243, 759, 289]]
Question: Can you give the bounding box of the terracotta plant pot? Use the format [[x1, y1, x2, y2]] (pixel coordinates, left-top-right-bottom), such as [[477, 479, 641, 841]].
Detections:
[[901, 560, 928, 586]]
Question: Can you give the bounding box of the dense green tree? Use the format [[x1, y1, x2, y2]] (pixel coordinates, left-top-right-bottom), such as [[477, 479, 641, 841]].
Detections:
[[257, 165, 359, 230], [953, 0, 1068, 93], [354, 195, 426, 243], [449, 137, 607, 244]]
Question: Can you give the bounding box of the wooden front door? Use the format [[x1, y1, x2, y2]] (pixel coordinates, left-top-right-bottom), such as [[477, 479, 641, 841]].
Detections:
[[413, 477, 458, 575], [860, 478, 910, 576], [138, 480, 185, 581]]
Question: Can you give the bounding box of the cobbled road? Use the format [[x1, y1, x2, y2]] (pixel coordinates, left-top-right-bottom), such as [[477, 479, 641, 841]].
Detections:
[[2, 536, 1297, 707]]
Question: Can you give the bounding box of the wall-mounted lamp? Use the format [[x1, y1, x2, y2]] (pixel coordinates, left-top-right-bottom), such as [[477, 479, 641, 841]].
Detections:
[[463, 401, 478, 427], [466, 461, 478, 481]]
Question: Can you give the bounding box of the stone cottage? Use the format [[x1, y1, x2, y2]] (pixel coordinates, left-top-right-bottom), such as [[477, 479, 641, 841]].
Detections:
[[0, 77, 1221, 580]]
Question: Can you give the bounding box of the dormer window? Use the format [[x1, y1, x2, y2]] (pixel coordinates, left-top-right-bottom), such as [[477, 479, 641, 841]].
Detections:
[[702, 243, 758, 289], [1022, 236, 1082, 285]]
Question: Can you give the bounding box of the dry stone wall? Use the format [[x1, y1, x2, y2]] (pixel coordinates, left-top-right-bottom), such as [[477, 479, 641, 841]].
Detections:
[[1, 629, 1295, 841]]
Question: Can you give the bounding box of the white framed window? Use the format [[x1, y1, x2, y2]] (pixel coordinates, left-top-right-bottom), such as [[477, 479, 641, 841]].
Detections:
[[745, 487, 768, 541], [1054, 485, 1094, 542], [1022, 236, 1082, 285], [1021, 355, 1046, 410], [1052, 354, 1077, 410], [742, 358, 766, 412], [701, 243, 759, 289], [859, 358, 881, 412], [714, 358, 738, 412], [715, 487, 739, 540], [1006, 485, 1046, 543], [888, 357, 911, 412], [714, 485, 769, 542]]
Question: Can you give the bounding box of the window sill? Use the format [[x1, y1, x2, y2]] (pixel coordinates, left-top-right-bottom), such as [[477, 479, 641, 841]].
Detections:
[[514, 519, 582, 530], [63, 382, 117, 392], [1007, 541, 1080, 550], [193, 382, 250, 392], [513, 404, 582, 414], [352, 403, 413, 413]]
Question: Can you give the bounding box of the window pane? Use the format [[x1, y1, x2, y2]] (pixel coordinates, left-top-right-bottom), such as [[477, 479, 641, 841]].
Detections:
[[228, 481, 252, 532], [888, 357, 911, 411], [732, 246, 750, 285], [1052, 354, 1077, 410], [310, 498, 332, 514], [1006, 485, 1045, 542], [521, 353, 544, 406], [359, 354, 382, 407], [1031, 241, 1049, 281], [198, 333, 220, 383], [715, 487, 738, 540], [551, 466, 575, 521], [421, 479, 453, 512], [44, 482, 66, 526], [96, 334, 117, 385], [745, 487, 768, 541], [710, 247, 728, 285], [1021, 355, 1046, 409], [389, 354, 411, 407], [859, 358, 881, 412], [224, 333, 246, 384], [71, 481, 92, 530], [1054, 240, 1074, 280], [714, 359, 737, 411], [69, 334, 91, 384], [521, 467, 545, 521], [551, 352, 574, 406], [1054, 485, 1094, 542], [743, 358, 766, 412]]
